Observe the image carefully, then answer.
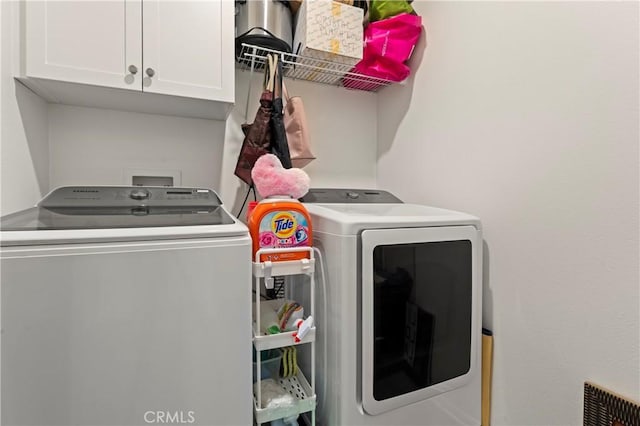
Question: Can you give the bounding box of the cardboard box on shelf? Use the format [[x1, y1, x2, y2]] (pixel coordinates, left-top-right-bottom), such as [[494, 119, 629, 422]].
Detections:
[[292, 0, 364, 83]]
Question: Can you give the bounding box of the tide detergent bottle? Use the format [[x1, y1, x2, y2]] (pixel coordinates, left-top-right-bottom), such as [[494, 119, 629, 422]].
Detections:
[[247, 196, 312, 262]]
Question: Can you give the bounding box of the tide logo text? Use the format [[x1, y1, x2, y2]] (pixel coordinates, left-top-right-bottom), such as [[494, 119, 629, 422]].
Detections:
[[271, 213, 297, 238], [275, 218, 294, 233]]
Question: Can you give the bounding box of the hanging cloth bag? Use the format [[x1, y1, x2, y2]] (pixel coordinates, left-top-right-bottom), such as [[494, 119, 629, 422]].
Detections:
[[234, 56, 277, 184], [283, 82, 315, 168]]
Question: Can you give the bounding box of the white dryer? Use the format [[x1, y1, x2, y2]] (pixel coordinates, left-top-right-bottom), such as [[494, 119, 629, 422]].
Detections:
[[1, 186, 252, 426], [298, 189, 482, 426]]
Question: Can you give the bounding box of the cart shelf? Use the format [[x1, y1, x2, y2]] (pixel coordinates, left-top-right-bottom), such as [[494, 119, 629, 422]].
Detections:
[[252, 257, 315, 279], [253, 370, 317, 424], [253, 299, 316, 350], [253, 327, 316, 351]]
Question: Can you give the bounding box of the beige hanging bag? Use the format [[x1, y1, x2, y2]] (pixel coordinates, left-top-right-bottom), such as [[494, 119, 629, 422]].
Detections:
[[283, 83, 316, 168]]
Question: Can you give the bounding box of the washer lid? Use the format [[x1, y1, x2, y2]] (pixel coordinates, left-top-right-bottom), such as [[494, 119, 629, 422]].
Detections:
[[1, 186, 248, 246], [304, 203, 481, 235]]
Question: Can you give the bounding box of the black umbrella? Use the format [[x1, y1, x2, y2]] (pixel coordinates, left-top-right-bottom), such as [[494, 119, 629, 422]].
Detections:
[[268, 55, 292, 169]]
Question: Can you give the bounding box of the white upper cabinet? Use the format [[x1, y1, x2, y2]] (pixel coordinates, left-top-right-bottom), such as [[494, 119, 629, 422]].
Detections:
[[142, 0, 233, 102], [21, 0, 234, 119], [25, 1, 142, 90]]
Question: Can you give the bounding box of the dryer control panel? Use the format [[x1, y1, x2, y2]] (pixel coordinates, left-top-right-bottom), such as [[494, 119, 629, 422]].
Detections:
[[301, 188, 403, 204]]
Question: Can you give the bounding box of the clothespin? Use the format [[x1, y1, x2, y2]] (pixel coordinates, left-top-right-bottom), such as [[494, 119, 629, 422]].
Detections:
[[263, 261, 274, 289]]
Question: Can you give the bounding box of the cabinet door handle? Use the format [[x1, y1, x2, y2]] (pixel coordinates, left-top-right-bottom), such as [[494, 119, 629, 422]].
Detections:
[[128, 65, 138, 75], [146, 68, 155, 78]]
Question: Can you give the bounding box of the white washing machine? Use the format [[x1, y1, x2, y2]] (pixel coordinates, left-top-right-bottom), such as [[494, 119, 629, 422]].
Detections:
[[297, 189, 482, 426], [0, 186, 252, 426]]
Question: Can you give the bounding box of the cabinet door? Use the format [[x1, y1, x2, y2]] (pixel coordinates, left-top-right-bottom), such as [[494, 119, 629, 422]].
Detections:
[[25, 0, 142, 90], [142, 0, 234, 102]]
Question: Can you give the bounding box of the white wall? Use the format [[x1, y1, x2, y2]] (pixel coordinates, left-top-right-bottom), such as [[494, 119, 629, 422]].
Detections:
[[48, 104, 227, 190], [1, 1, 49, 216], [377, 2, 639, 425]]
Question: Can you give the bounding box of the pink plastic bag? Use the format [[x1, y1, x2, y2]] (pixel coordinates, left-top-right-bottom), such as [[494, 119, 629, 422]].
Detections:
[[343, 13, 422, 89], [364, 13, 422, 64]]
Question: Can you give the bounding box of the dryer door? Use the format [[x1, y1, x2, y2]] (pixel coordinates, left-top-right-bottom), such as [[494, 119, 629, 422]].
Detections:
[[361, 226, 481, 416]]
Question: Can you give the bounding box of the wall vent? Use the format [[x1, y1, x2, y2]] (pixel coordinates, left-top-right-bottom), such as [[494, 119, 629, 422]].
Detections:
[[584, 382, 640, 426]]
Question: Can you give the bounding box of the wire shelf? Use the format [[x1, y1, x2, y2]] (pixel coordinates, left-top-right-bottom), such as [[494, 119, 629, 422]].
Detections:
[[236, 43, 393, 92]]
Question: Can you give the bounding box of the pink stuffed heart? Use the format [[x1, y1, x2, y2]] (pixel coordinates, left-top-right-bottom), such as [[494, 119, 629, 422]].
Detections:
[[251, 154, 310, 199]]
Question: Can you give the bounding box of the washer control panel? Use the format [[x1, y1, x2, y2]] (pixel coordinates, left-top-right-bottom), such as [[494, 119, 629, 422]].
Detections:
[[129, 189, 151, 201], [39, 186, 222, 208]]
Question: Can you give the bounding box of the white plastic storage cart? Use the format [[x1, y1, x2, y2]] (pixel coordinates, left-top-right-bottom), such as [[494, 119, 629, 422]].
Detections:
[[252, 247, 317, 426]]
